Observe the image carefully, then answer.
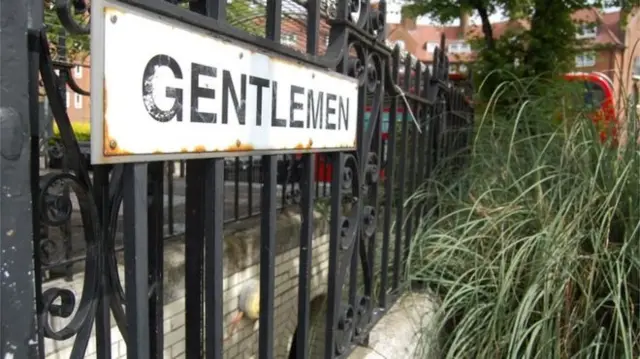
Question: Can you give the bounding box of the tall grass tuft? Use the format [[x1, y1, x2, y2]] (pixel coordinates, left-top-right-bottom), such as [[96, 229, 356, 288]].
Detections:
[[408, 77, 640, 359]]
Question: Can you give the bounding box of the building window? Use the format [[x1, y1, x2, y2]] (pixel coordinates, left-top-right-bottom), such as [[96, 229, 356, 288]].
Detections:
[[281, 33, 297, 46], [425, 42, 439, 53], [74, 93, 82, 109], [576, 23, 597, 39], [73, 65, 82, 79], [65, 91, 70, 108], [575, 52, 596, 68], [448, 42, 471, 53], [633, 56, 640, 77]]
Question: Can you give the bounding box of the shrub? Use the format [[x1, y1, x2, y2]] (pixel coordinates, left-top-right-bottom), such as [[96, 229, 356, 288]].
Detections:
[[52, 121, 91, 142], [408, 78, 640, 358]]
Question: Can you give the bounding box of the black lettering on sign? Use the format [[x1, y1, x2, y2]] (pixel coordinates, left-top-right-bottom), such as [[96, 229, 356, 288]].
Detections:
[[222, 70, 246, 125], [271, 81, 287, 127], [142, 54, 183, 122], [191, 63, 217, 123], [307, 90, 323, 129], [325, 93, 337, 130], [249, 76, 269, 126], [289, 85, 304, 128], [338, 97, 349, 130]]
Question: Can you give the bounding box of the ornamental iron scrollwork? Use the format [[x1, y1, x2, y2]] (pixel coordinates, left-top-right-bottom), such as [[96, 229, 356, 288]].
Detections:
[[31, 0, 463, 358]]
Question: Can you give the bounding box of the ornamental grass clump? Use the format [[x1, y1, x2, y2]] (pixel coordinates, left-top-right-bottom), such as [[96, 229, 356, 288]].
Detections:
[[408, 77, 640, 359]]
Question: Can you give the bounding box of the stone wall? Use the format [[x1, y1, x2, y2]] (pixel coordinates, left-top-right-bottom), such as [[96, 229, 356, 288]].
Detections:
[[42, 209, 331, 359]]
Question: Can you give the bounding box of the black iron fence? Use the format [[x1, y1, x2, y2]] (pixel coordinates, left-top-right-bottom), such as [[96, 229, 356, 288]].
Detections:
[[0, 0, 474, 358]]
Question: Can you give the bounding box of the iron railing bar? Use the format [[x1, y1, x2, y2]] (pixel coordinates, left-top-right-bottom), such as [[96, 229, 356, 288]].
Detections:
[[380, 47, 400, 307], [392, 53, 412, 290], [93, 165, 112, 359], [248, 156, 254, 217], [167, 162, 175, 236], [184, 160, 206, 358], [123, 163, 151, 359], [404, 60, 421, 276], [295, 153, 315, 359], [234, 157, 240, 220], [259, 155, 278, 359], [324, 152, 344, 359], [258, 4, 281, 357], [205, 158, 224, 359], [147, 162, 165, 358], [293, 4, 321, 355]]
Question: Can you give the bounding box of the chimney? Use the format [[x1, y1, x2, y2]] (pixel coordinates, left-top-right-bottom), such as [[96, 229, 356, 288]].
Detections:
[[401, 16, 416, 30], [459, 10, 470, 38]]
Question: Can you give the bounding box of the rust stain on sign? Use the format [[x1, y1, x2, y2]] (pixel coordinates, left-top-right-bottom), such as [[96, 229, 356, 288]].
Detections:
[[226, 140, 254, 152]]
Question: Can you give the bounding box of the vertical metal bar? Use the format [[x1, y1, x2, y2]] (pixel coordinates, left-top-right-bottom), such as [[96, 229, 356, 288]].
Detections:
[[295, 154, 315, 359], [185, 159, 205, 358], [93, 165, 112, 359], [404, 61, 421, 273], [414, 70, 429, 219], [234, 157, 240, 219], [248, 156, 254, 217], [204, 159, 224, 359], [184, 1, 217, 354], [259, 155, 277, 359], [0, 0, 38, 356], [324, 152, 344, 359], [265, 0, 282, 41], [293, 4, 320, 354], [380, 48, 400, 307], [123, 163, 150, 359], [392, 54, 411, 290], [147, 162, 164, 357], [167, 162, 175, 235], [259, 6, 281, 357]]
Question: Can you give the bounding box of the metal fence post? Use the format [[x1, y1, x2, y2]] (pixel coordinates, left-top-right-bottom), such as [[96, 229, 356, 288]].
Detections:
[[0, 0, 39, 357]]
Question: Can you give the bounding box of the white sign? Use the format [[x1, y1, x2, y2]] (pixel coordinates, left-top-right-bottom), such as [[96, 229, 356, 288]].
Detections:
[[90, 2, 358, 164]]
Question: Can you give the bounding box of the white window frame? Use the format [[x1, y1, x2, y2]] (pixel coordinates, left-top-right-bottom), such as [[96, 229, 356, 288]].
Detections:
[[575, 52, 596, 68], [633, 56, 640, 76], [74, 93, 82, 109], [576, 23, 597, 39], [448, 42, 471, 54], [73, 65, 82, 79], [65, 91, 70, 108], [426, 42, 438, 53], [281, 33, 297, 46]]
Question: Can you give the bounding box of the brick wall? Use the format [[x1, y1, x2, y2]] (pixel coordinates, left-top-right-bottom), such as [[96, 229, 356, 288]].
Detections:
[[42, 210, 331, 358]]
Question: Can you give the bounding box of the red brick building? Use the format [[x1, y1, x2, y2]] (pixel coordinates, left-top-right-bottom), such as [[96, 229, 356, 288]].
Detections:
[[385, 8, 640, 98]]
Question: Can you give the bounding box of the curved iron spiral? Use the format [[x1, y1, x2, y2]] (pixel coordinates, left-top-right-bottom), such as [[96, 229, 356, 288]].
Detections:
[[36, 24, 129, 355]]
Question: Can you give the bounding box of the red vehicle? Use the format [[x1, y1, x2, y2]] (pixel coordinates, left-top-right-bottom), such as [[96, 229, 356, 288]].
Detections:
[[562, 72, 618, 143]]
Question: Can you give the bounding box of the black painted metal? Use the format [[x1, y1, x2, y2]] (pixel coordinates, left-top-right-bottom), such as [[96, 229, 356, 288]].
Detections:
[[1, 0, 475, 358]]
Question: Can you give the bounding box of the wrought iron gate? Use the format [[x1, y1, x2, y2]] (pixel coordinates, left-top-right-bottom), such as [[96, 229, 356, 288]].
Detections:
[[0, 0, 474, 358]]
